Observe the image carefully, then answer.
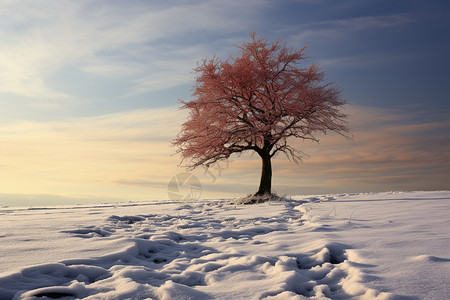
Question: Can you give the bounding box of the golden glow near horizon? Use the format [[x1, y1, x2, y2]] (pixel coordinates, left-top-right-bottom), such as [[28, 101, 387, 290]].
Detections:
[[0, 105, 448, 205], [0, 107, 186, 203]]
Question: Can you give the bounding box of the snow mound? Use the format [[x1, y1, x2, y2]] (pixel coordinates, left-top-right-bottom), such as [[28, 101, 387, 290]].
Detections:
[[410, 255, 450, 263], [233, 193, 285, 205]]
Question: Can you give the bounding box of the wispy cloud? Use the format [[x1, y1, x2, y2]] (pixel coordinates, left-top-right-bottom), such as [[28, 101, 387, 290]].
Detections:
[[0, 0, 267, 100], [292, 14, 412, 42], [272, 105, 450, 193], [315, 14, 412, 30], [316, 51, 417, 68]]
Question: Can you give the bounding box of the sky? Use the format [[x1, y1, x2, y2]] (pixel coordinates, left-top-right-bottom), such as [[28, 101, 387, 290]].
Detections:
[[0, 0, 449, 206]]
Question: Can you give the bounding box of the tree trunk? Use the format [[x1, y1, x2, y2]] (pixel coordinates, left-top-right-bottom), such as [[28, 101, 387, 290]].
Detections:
[[256, 150, 272, 196]]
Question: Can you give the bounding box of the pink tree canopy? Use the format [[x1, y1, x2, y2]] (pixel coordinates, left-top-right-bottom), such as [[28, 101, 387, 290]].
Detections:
[[173, 33, 349, 196]]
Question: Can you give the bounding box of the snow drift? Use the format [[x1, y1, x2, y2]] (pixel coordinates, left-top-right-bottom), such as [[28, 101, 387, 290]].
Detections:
[[0, 191, 448, 299]]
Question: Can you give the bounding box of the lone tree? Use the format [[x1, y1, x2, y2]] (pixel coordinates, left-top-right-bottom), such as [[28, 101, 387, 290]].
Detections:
[[173, 33, 349, 198]]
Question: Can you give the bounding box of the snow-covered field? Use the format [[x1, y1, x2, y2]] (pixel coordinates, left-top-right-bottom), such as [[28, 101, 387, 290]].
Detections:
[[0, 191, 448, 299]]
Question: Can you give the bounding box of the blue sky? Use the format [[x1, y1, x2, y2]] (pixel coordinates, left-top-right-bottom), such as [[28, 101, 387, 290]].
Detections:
[[0, 0, 449, 206]]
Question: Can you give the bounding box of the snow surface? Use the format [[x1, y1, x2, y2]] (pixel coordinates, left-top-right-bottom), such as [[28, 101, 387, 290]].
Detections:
[[0, 191, 448, 299]]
